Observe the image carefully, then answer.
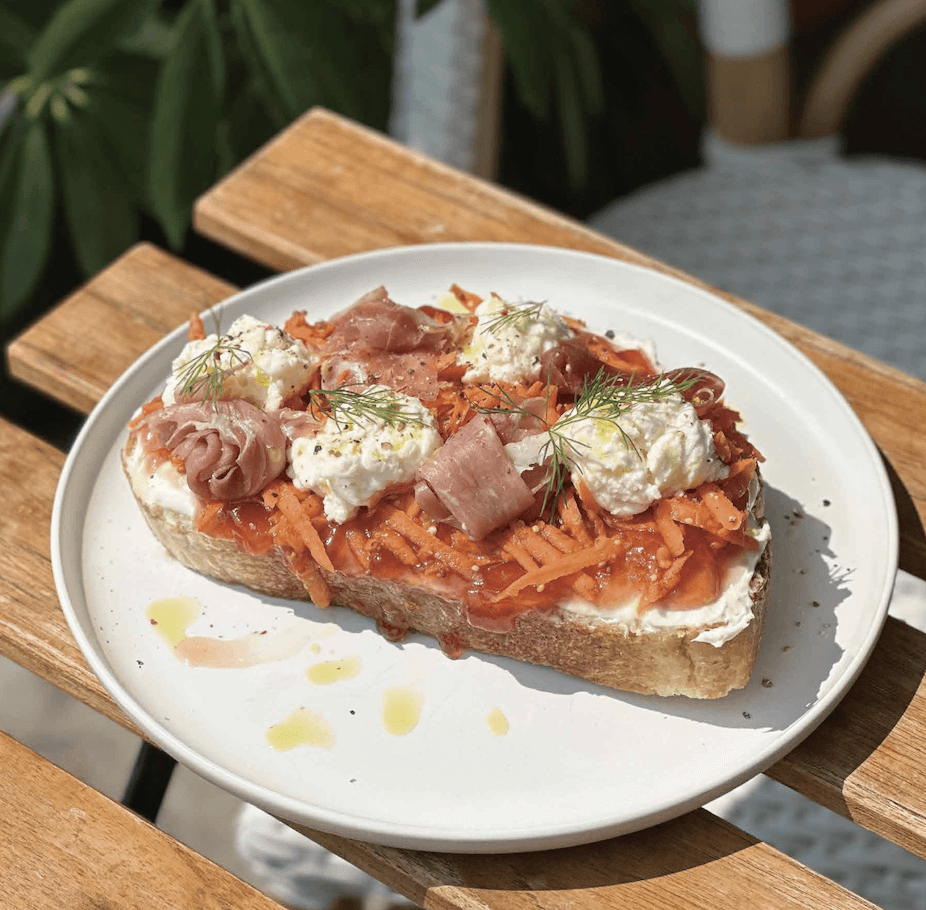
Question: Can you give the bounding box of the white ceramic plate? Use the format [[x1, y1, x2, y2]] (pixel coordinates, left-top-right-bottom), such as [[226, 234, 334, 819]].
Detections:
[[52, 243, 897, 853]]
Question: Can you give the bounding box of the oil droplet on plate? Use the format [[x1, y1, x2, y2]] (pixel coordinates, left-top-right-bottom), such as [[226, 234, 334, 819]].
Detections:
[[176, 626, 314, 669], [266, 707, 334, 751], [310, 643, 322, 654], [487, 707, 509, 736], [382, 686, 422, 736], [307, 655, 361, 685], [146, 597, 200, 648]]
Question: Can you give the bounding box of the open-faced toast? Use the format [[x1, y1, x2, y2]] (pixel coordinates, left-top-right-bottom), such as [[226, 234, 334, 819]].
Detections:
[[123, 286, 771, 698]]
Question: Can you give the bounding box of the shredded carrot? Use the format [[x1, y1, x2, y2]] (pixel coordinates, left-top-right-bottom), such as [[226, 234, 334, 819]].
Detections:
[[655, 499, 686, 557], [586, 336, 656, 375], [558, 491, 591, 546], [699, 483, 743, 531], [513, 524, 559, 563], [384, 509, 479, 579], [290, 549, 331, 607], [719, 458, 756, 511], [642, 550, 693, 606], [188, 312, 206, 341], [514, 525, 597, 599], [376, 528, 419, 566], [275, 486, 334, 571], [195, 501, 222, 532], [492, 539, 616, 602], [128, 396, 164, 428], [502, 540, 539, 572], [283, 312, 334, 349], [345, 529, 371, 570], [539, 524, 582, 554], [450, 283, 482, 312]]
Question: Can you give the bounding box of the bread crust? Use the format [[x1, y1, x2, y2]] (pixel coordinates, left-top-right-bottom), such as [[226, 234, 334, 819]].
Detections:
[[124, 436, 771, 699]]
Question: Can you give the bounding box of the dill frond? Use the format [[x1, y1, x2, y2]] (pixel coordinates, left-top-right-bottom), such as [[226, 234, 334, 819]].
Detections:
[[175, 337, 254, 405], [306, 386, 428, 430], [476, 369, 698, 513], [482, 300, 547, 335]]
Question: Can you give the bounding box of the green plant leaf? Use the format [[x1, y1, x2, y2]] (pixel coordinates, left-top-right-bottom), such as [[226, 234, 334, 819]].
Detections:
[[229, 2, 292, 130], [117, 10, 174, 59], [222, 76, 277, 165], [53, 102, 138, 275], [566, 25, 604, 117], [28, 0, 156, 83], [0, 7, 38, 72], [415, 0, 443, 16], [553, 48, 587, 192], [486, 0, 554, 120], [623, 0, 702, 117], [0, 119, 54, 318], [236, 0, 391, 127], [148, 0, 224, 248], [2, 0, 65, 32], [82, 86, 151, 203]]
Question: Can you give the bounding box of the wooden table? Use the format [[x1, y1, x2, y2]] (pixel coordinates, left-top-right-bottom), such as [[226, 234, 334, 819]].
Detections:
[[4, 107, 926, 909]]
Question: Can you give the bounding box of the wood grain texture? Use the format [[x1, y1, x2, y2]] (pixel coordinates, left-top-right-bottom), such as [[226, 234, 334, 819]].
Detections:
[[0, 729, 286, 909], [290, 810, 879, 910], [0, 420, 141, 735], [193, 108, 926, 578], [769, 617, 926, 858], [6, 243, 237, 414]]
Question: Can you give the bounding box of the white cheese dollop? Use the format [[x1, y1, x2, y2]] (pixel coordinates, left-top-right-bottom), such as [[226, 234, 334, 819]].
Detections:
[[287, 386, 442, 524], [460, 296, 573, 385], [563, 393, 728, 516], [163, 315, 318, 412]]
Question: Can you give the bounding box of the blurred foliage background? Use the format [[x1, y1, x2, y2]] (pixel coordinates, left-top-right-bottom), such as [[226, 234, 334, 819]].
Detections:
[[0, 0, 702, 341], [2, 0, 926, 440]]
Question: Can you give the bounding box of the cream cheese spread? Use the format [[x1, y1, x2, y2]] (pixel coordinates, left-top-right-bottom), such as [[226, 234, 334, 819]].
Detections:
[[123, 438, 198, 519]]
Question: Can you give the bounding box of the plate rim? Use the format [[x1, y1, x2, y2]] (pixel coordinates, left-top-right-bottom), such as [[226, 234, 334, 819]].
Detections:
[[50, 241, 898, 852]]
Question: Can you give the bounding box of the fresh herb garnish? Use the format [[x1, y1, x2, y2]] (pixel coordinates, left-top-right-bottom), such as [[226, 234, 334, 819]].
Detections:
[[477, 369, 697, 512], [175, 338, 254, 405], [306, 386, 428, 430], [482, 300, 547, 335]]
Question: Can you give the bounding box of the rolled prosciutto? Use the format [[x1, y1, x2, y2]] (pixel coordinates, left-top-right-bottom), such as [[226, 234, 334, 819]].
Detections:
[[144, 400, 286, 500]]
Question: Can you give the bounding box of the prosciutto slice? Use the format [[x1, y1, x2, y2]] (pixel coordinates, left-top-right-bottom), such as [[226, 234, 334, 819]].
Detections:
[[488, 396, 548, 443], [326, 286, 453, 353], [144, 400, 286, 500], [539, 339, 623, 394], [664, 368, 725, 418], [416, 416, 535, 540]]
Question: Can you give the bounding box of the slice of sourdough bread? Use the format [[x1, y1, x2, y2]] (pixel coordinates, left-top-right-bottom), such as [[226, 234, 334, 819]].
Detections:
[[123, 434, 771, 699]]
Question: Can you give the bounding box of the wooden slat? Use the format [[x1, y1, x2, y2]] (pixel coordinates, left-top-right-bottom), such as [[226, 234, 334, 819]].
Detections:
[[769, 616, 926, 857], [6, 243, 237, 415], [293, 812, 880, 910], [0, 420, 140, 735], [194, 108, 926, 577], [0, 729, 285, 909]]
